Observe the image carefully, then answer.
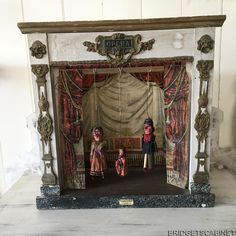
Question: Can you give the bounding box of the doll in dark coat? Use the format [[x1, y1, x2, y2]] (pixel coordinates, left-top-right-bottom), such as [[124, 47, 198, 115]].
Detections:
[[142, 118, 157, 171]]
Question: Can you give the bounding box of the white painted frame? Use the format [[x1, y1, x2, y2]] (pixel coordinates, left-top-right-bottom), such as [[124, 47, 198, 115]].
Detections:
[[28, 26, 215, 191]]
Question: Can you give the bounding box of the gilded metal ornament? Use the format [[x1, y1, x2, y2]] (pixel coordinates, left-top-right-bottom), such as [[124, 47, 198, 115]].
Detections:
[[83, 41, 96, 52], [198, 93, 208, 108], [41, 154, 57, 185], [193, 171, 209, 184], [31, 65, 49, 88], [193, 60, 213, 185], [196, 60, 214, 81], [31, 64, 49, 79], [83, 33, 155, 64], [194, 111, 210, 143], [193, 152, 209, 184], [37, 113, 53, 145], [197, 35, 214, 53], [32, 63, 57, 186], [42, 172, 57, 186], [38, 92, 49, 111], [30, 40, 47, 59]]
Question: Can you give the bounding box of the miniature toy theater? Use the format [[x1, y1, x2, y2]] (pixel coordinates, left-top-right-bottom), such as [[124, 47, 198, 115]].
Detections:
[[18, 15, 226, 209]]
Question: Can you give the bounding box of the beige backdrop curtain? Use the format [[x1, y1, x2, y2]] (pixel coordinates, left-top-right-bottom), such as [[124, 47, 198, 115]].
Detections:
[[82, 72, 164, 139]]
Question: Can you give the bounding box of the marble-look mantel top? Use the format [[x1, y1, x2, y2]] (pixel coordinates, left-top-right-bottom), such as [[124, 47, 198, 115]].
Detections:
[[18, 15, 226, 34]]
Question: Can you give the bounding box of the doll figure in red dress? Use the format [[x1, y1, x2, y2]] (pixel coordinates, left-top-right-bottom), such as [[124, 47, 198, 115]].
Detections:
[[90, 127, 107, 179], [115, 147, 128, 177]]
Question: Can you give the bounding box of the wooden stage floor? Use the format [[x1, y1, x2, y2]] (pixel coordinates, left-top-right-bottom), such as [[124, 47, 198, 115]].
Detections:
[[63, 167, 188, 196]]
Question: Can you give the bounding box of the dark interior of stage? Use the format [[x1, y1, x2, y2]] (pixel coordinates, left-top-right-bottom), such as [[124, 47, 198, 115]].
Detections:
[[62, 166, 188, 196]]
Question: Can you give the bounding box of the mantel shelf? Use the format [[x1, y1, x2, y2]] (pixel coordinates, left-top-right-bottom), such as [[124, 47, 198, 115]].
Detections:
[[18, 15, 226, 34]]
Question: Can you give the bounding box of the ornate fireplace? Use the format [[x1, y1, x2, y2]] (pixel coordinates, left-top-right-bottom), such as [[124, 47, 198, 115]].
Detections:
[[18, 15, 226, 209]]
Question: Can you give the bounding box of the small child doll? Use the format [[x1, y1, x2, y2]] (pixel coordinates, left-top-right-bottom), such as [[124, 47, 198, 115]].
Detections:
[[115, 147, 128, 177]]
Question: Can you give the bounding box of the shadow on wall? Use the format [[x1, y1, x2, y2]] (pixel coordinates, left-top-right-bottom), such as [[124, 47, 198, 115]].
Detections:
[[0, 142, 5, 196], [233, 79, 236, 147], [211, 106, 224, 151], [0, 65, 29, 82], [211, 106, 236, 173]]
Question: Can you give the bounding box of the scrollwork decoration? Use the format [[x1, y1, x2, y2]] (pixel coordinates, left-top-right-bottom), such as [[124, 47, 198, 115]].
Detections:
[[83, 41, 96, 52]]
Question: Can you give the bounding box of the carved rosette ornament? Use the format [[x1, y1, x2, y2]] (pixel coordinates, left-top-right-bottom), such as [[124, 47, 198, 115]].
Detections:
[[197, 35, 214, 54], [31, 64, 57, 186], [30, 40, 47, 59], [83, 33, 155, 64], [193, 60, 214, 184]]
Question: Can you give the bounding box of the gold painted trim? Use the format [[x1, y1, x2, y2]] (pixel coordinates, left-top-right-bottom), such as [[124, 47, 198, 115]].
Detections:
[[18, 15, 226, 34]]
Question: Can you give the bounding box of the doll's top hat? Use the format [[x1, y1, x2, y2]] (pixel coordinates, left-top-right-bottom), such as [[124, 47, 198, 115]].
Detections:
[[144, 118, 154, 127], [91, 126, 103, 135]]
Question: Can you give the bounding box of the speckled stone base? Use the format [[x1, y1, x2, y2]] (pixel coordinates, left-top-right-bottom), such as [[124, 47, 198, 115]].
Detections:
[[40, 185, 60, 197], [36, 193, 215, 209], [190, 183, 211, 194]]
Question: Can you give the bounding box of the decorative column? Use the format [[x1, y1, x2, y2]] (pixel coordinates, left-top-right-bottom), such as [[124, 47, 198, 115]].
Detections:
[[191, 34, 214, 194], [31, 64, 57, 185]]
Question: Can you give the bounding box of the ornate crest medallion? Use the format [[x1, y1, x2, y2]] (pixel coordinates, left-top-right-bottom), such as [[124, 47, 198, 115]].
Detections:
[[83, 33, 155, 64]]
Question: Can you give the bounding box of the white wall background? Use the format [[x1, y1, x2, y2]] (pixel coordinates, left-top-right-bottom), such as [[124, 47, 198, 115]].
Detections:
[[0, 0, 235, 195]]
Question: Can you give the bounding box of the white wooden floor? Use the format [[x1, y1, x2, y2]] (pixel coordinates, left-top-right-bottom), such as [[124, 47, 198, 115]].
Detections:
[[0, 167, 236, 236]]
